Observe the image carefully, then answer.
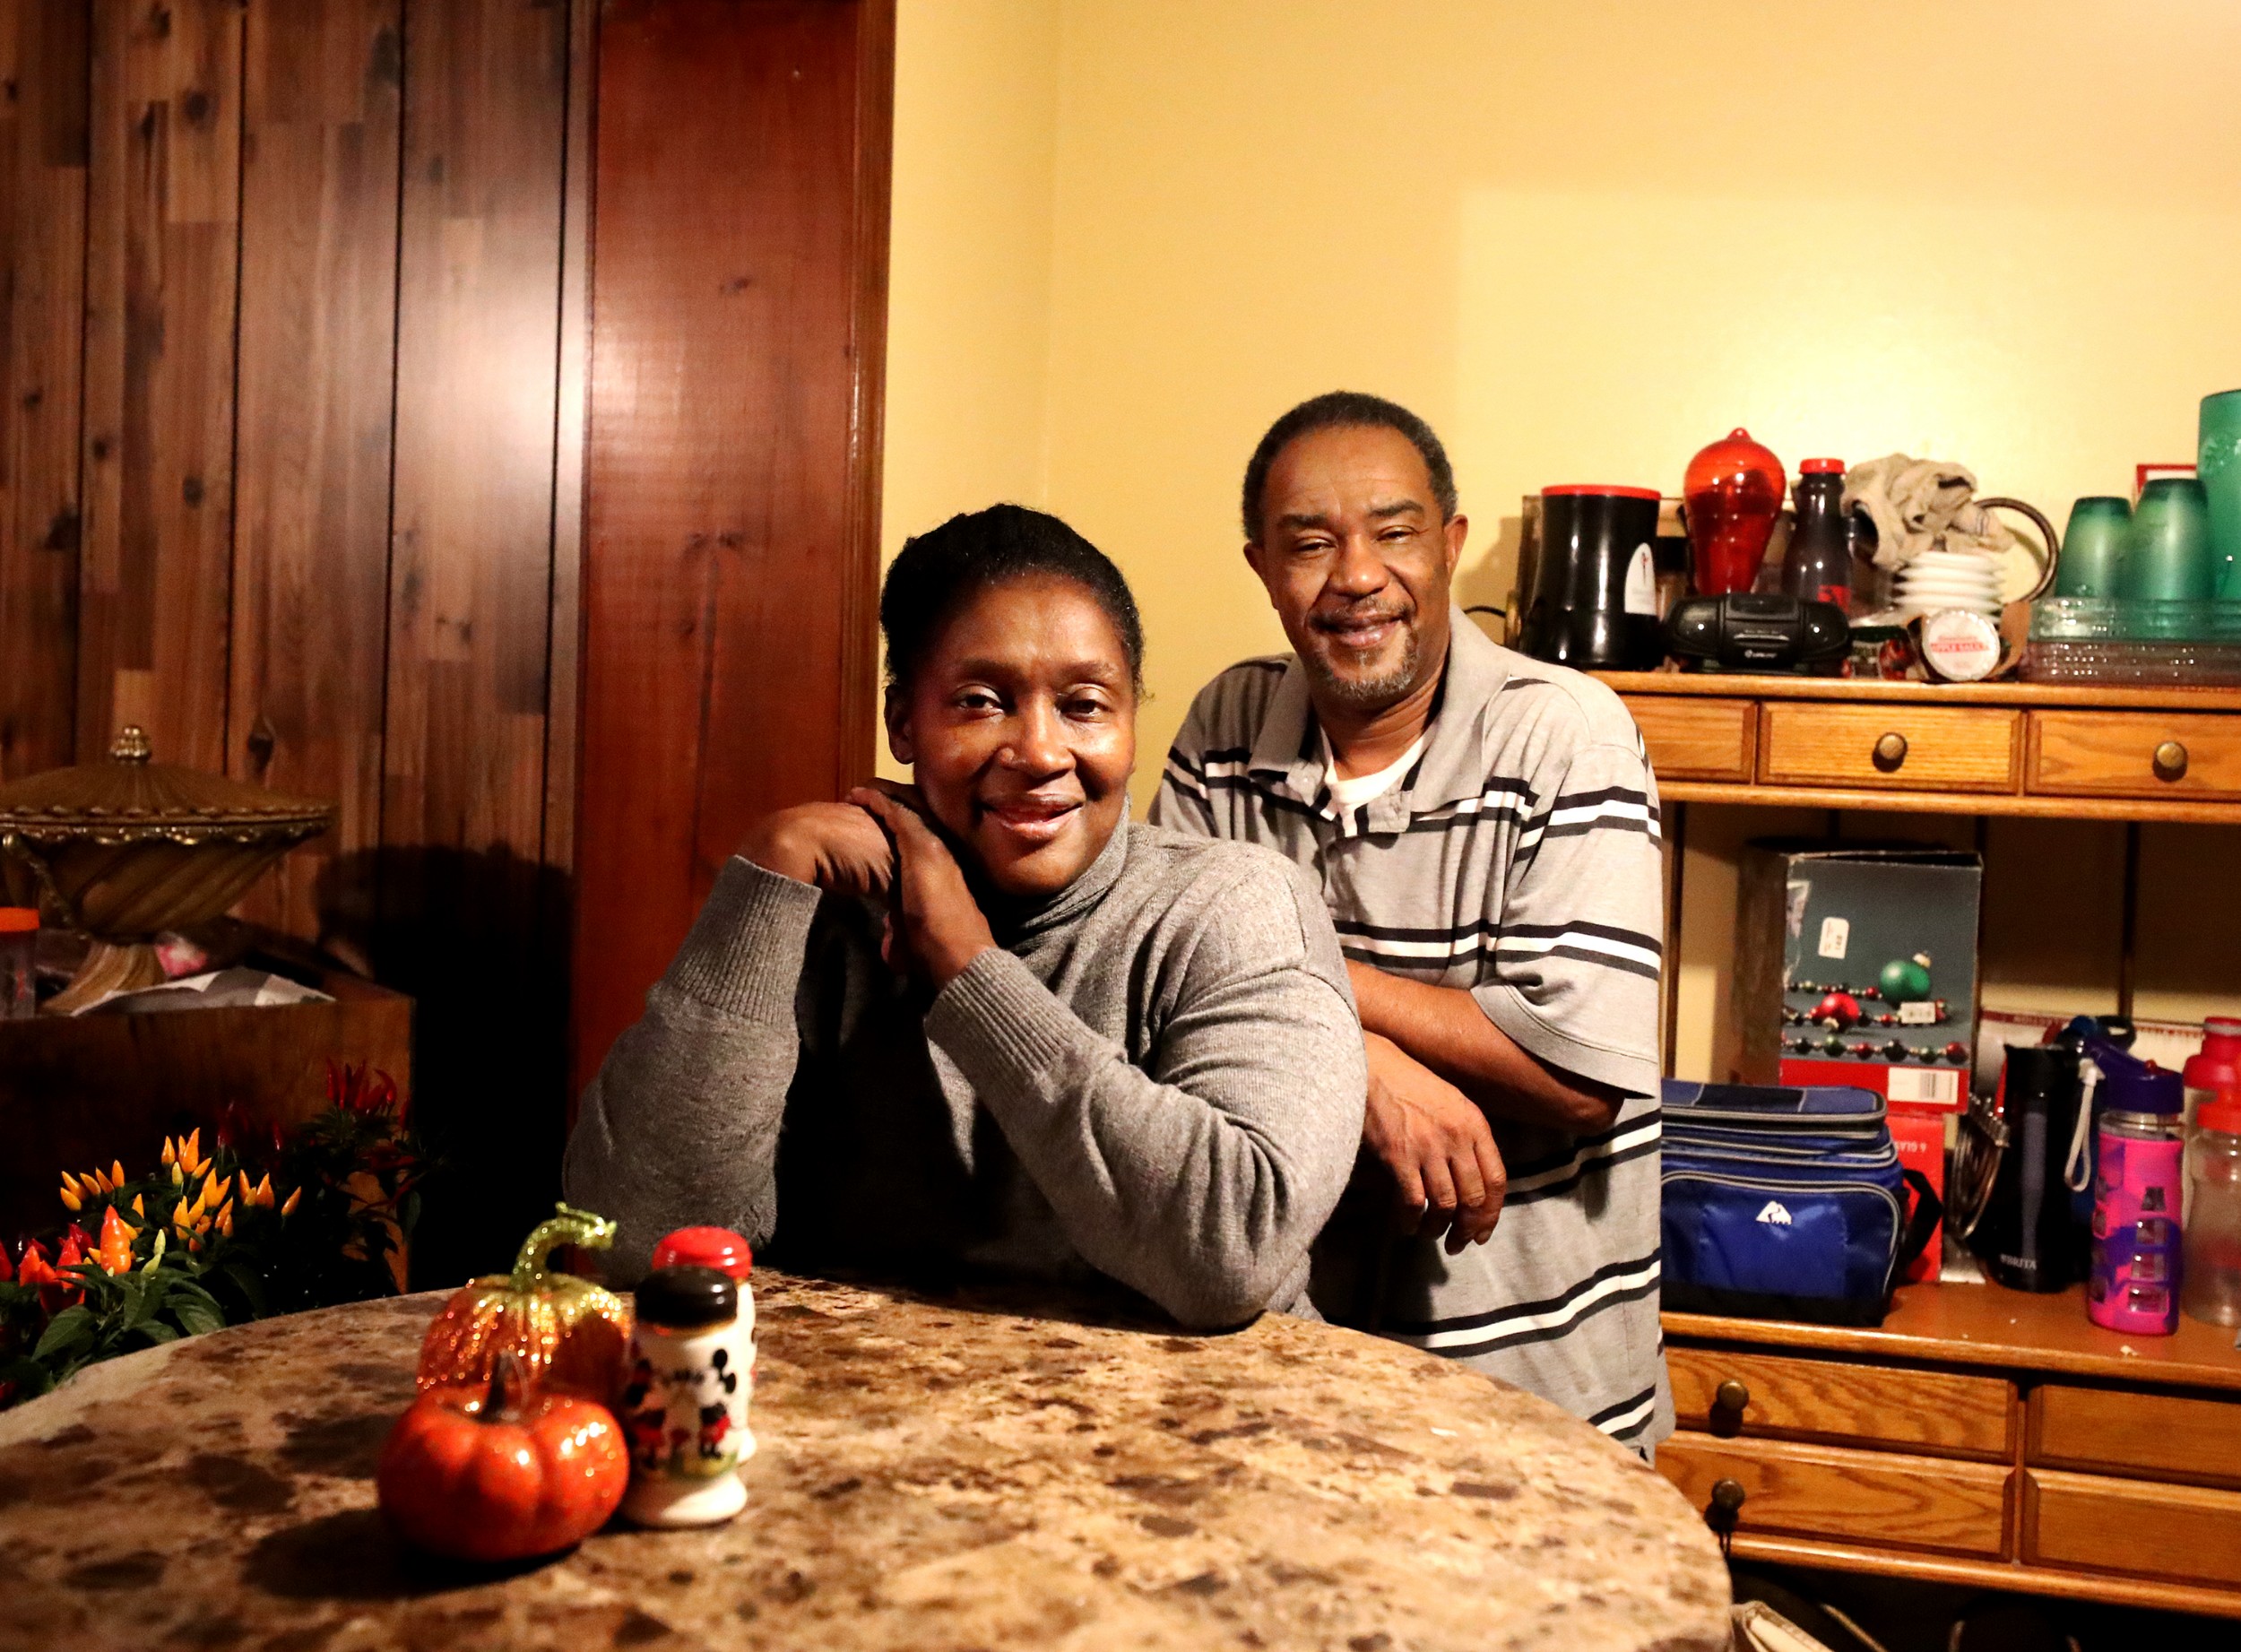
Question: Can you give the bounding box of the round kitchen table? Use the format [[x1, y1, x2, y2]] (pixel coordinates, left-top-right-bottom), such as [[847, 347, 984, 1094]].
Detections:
[[0, 1271, 1726, 1650]]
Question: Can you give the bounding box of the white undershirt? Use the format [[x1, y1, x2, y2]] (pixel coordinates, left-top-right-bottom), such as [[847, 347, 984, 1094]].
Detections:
[[1320, 727, 1430, 811]]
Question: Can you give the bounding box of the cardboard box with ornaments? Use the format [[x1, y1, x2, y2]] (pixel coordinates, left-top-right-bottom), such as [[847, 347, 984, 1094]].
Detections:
[[1734, 841, 1983, 1115]]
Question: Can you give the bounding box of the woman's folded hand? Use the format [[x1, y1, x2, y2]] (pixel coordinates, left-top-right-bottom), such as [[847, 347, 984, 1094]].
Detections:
[[851, 786, 996, 990], [738, 802, 896, 898]]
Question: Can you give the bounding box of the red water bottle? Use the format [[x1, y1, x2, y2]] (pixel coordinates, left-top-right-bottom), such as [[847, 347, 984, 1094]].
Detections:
[[1683, 428, 1786, 595]]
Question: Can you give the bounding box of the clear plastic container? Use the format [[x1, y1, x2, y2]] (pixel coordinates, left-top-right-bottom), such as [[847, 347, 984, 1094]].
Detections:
[[2182, 1093, 2241, 1328], [2023, 597, 2241, 686], [0, 907, 36, 1019]]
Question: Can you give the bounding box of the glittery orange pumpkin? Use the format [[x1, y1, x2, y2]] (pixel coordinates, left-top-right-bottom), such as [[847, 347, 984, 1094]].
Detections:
[[416, 1203, 632, 1402]]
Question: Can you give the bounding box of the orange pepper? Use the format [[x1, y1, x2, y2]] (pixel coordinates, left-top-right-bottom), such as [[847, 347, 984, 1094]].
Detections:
[[93, 1207, 136, 1275]]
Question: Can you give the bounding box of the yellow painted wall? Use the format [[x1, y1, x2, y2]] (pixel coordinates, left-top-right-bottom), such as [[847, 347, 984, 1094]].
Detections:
[[884, 0, 2241, 1073], [881, 0, 1060, 557]]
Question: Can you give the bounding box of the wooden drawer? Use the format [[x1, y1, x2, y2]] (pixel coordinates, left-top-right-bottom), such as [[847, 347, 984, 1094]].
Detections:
[[2028, 710, 2241, 801], [2026, 1469, 2241, 1587], [1669, 1345, 2012, 1461], [1630, 695, 1755, 783], [2028, 1383, 2241, 1489], [1661, 1431, 2011, 1557], [1757, 701, 2021, 792]]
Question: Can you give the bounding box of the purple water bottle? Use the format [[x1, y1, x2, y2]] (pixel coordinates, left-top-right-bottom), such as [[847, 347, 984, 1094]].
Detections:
[[2087, 1050, 2186, 1336]]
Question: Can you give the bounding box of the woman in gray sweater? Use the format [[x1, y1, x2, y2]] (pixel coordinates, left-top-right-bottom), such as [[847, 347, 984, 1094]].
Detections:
[[564, 506, 1365, 1328]]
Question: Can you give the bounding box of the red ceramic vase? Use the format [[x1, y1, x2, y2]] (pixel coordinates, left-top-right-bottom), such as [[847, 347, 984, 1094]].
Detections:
[[1683, 428, 1786, 595]]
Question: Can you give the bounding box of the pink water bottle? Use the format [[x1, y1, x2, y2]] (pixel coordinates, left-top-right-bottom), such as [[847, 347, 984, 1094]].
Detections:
[[2088, 1055, 2186, 1336]]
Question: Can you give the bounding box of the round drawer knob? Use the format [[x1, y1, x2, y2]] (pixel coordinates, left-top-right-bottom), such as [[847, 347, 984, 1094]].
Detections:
[[1709, 1478, 1747, 1517], [2153, 740, 2189, 782], [1873, 731, 1908, 771], [1714, 1378, 1751, 1414]]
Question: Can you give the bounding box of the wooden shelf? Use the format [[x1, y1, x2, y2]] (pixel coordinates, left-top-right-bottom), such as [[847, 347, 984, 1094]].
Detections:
[[1597, 671, 2241, 714], [1719, 1531, 2241, 1622], [1666, 1282, 2241, 1394], [1657, 779, 2241, 823], [1599, 670, 2241, 822]]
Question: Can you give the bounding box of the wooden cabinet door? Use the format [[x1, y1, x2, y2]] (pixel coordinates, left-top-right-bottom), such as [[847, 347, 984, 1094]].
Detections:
[[1629, 696, 1756, 782], [2025, 1470, 2241, 1587], [1660, 1432, 2012, 1557], [1668, 1345, 2012, 1461], [575, 1, 895, 1094], [1757, 702, 2020, 792], [2028, 710, 2241, 801], [2028, 1383, 2241, 1490]]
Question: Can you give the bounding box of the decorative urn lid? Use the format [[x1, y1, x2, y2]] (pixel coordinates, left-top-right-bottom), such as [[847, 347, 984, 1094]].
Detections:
[[0, 727, 334, 846]]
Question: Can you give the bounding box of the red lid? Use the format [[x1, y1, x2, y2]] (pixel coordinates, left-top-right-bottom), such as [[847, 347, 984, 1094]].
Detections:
[[650, 1225, 752, 1279], [1800, 458, 1845, 474], [1540, 484, 1661, 500], [2201, 1089, 2241, 1135], [0, 908, 38, 934]]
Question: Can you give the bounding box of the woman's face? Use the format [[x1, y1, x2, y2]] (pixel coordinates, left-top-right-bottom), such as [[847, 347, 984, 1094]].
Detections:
[[886, 575, 1138, 899]]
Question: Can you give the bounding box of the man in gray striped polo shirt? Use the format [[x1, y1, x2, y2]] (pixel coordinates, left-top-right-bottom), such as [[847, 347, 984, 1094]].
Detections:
[[1152, 392, 1670, 1453]]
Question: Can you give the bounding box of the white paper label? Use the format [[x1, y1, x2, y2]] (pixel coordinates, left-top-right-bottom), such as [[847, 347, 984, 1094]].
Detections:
[[1887, 1068, 1960, 1106], [1817, 916, 1850, 960], [1897, 1000, 1939, 1025], [1622, 543, 1657, 615]]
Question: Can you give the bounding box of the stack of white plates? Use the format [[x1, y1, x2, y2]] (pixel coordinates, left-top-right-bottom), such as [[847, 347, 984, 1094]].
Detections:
[[1895, 550, 2004, 618]]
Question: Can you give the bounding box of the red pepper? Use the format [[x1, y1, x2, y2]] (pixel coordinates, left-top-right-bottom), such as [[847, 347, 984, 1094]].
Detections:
[[16, 1241, 79, 1315], [0, 1242, 13, 1284]]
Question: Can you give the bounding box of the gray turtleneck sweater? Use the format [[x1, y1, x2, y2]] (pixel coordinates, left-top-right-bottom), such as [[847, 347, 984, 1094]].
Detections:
[[563, 820, 1366, 1328]]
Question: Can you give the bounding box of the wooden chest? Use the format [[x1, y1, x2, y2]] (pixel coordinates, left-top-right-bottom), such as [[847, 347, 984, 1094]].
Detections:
[[1660, 1284, 2241, 1618]]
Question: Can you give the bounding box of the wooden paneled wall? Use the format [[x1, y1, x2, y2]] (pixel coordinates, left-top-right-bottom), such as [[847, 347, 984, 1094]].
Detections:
[[0, 1, 894, 1276], [0, 0, 587, 1279]]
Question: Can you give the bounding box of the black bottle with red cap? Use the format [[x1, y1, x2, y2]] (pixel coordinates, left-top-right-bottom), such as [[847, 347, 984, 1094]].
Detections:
[[1783, 458, 1853, 614]]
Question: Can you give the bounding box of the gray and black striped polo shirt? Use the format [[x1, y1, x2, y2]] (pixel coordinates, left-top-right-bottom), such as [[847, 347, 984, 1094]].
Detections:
[[1152, 611, 1671, 1452]]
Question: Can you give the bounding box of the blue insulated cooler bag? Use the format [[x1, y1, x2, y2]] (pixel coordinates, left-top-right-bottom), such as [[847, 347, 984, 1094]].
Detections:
[[1660, 1081, 1940, 1326]]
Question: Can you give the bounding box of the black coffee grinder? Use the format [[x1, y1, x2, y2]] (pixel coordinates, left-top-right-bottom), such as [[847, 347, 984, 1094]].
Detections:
[[1515, 486, 1665, 670]]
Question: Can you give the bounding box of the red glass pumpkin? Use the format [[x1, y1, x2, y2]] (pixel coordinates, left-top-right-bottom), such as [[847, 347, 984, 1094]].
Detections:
[[378, 1354, 627, 1561]]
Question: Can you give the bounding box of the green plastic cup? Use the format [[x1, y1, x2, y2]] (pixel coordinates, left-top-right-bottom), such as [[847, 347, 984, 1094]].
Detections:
[[2055, 496, 2131, 598], [2123, 477, 2215, 601], [2201, 388, 2241, 600]]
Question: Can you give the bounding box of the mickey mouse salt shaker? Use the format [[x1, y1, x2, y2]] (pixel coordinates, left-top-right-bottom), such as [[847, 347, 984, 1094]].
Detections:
[[619, 1261, 754, 1527]]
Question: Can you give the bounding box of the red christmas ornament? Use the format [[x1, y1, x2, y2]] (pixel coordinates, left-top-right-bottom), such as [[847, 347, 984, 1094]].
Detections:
[[1812, 990, 1863, 1030]]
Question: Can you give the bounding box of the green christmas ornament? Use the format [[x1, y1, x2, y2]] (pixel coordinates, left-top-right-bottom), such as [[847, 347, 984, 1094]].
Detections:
[[1879, 954, 1934, 1004]]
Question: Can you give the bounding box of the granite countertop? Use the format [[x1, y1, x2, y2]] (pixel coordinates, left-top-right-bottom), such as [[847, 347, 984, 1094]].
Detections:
[[0, 1271, 1728, 1651]]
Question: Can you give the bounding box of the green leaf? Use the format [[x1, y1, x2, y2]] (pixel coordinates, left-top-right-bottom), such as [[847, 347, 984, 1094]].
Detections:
[[221, 1261, 268, 1317], [119, 1276, 158, 1330], [171, 1296, 224, 1338], [34, 1306, 96, 1362]]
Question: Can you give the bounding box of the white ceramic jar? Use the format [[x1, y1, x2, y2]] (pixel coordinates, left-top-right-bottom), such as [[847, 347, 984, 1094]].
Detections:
[[619, 1264, 755, 1527]]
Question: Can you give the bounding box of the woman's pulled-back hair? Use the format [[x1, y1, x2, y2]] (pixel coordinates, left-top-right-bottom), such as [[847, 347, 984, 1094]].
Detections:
[[881, 504, 1145, 693]]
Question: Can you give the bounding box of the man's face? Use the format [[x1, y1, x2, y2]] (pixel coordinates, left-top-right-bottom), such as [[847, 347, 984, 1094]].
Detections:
[[1244, 424, 1467, 713]]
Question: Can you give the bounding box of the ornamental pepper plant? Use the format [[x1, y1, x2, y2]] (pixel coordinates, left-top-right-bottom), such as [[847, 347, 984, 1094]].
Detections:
[[0, 1062, 435, 1410]]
